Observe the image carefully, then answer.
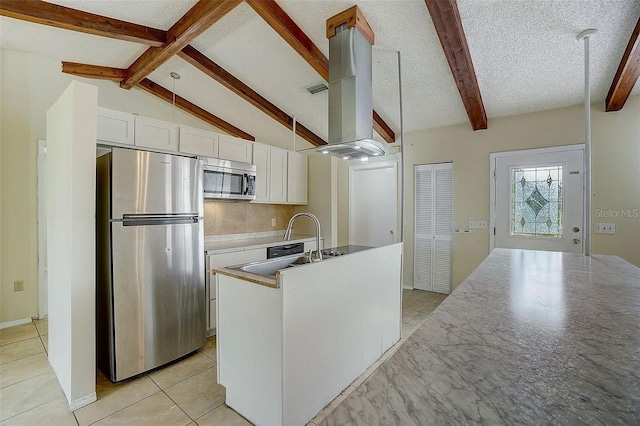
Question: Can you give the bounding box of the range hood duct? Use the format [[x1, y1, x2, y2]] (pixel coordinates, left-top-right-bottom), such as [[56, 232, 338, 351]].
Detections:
[[310, 7, 388, 160]]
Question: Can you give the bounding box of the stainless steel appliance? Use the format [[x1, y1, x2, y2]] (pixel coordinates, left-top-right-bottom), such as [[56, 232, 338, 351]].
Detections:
[[96, 148, 205, 382], [201, 157, 256, 201], [306, 16, 388, 159], [267, 243, 304, 259]]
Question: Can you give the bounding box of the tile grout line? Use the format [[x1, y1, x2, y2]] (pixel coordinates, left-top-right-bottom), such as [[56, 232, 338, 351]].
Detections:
[[159, 388, 197, 424], [0, 386, 64, 423], [0, 368, 52, 391], [81, 389, 164, 426]]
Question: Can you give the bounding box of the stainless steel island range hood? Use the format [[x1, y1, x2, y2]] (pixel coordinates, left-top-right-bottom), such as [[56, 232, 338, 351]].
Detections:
[[311, 6, 389, 160]]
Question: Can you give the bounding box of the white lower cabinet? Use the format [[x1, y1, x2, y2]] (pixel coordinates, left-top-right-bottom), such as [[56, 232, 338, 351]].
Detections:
[[134, 116, 179, 152], [206, 247, 267, 332], [209, 300, 217, 331]]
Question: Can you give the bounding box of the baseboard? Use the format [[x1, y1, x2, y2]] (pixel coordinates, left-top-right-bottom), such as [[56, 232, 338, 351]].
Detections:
[[69, 392, 97, 411], [402, 285, 415, 290], [0, 317, 33, 329]]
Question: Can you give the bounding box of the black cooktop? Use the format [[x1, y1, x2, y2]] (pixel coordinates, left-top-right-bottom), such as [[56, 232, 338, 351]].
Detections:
[[320, 245, 374, 257]]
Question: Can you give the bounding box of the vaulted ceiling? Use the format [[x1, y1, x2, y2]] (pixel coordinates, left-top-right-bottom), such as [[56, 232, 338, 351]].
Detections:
[[1, 0, 639, 149]]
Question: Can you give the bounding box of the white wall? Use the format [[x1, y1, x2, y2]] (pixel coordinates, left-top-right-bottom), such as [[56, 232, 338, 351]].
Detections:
[[402, 96, 640, 289], [0, 48, 302, 323], [46, 80, 97, 408]]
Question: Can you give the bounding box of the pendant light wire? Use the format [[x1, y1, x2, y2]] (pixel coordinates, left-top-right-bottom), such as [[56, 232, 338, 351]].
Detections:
[[170, 72, 180, 123]]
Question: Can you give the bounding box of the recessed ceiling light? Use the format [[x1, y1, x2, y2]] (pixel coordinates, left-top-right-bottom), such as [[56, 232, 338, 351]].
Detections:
[[354, 145, 361, 149], [361, 157, 369, 162], [343, 156, 349, 160], [322, 150, 329, 154]]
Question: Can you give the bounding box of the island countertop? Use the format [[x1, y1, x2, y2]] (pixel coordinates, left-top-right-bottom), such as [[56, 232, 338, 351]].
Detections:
[[322, 248, 640, 425]]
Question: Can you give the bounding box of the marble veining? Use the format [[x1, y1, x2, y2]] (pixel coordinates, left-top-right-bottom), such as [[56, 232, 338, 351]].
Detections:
[[321, 249, 640, 425]]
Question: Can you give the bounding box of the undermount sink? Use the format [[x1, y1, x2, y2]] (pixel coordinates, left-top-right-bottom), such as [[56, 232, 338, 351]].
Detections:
[[230, 254, 311, 278]]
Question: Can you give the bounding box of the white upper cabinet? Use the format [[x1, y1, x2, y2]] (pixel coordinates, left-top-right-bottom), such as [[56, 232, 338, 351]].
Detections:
[[179, 125, 219, 158], [96, 107, 134, 146], [287, 151, 308, 204], [252, 143, 270, 202], [134, 116, 179, 152], [218, 134, 253, 163], [269, 147, 288, 203]]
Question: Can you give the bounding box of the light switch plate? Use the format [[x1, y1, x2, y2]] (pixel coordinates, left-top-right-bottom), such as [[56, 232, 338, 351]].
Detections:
[[595, 223, 615, 234]]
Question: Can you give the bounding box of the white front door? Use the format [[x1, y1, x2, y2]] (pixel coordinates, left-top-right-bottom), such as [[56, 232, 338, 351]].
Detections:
[[349, 162, 398, 247], [492, 146, 584, 254]]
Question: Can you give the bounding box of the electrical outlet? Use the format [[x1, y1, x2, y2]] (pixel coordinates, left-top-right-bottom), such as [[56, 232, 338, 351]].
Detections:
[[468, 220, 478, 229], [271, 218, 276, 227], [595, 223, 615, 234], [477, 220, 488, 229], [14, 280, 24, 292]]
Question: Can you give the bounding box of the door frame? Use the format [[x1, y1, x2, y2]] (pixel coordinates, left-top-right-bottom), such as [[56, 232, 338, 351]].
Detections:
[[489, 144, 585, 252], [348, 159, 399, 246], [37, 139, 48, 319]]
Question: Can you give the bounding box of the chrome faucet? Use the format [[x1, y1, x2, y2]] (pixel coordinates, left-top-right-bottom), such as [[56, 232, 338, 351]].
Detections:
[[284, 212, 323, 261]]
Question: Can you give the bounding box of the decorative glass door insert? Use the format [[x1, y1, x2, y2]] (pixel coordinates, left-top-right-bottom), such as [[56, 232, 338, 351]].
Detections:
[[510, 166, 563, 238]]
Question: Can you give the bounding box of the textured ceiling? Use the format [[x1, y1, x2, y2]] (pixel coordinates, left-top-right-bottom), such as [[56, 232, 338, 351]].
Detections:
[[1, 0, 638, 145]]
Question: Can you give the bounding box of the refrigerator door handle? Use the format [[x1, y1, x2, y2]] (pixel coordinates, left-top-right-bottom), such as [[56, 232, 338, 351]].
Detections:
[[118, 214, 200, 226]]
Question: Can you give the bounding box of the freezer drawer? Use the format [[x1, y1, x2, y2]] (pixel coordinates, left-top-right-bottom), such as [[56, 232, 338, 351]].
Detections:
[[109, 221, 205, 381]]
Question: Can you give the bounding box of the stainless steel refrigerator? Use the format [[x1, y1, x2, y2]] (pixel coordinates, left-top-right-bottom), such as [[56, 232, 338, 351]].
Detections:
[[96, 147, 205, 382]]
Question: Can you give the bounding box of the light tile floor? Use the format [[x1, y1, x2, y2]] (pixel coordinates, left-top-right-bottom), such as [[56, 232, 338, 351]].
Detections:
[[0, 289, 446, 425]]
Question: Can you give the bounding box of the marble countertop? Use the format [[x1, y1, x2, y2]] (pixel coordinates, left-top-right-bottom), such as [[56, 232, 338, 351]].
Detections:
[[322, 249, 640, 425], [204, 232, 319, 254]]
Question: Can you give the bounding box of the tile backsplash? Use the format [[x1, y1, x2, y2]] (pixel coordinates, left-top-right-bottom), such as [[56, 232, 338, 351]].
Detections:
[[204, 201, 294, 236]]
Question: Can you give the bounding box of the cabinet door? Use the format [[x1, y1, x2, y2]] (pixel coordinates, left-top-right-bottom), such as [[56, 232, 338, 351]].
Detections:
[[218, 135, 253, 163], [269, 147, 288, 203], [179, 125, 219, 157], [252, 143, 270, 202], [209, 299, 217, 331], [287, 151, 308, 204], [134, 116, 179, 152], [97, 107, 134, 145]]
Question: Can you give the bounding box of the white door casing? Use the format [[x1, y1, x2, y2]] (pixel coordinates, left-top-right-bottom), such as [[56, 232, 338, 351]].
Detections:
[[37, 139, 48, 319], [413, 163, 453, 294], [349, 161, 398, 247], [491, 145, 584, 254]]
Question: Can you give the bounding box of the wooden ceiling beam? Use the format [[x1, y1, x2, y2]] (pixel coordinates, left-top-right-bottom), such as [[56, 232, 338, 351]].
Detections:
[[0, 0, 166, 46], [605, 17, 640, 112], [245, 0, 396, 143], [61, 62, 127, 81], [424, 0, 487, 131], [120, 0, 242, 90], [178, 46, 325, 146], [61, 61, 254, 140], [137, 79, 255, 140]]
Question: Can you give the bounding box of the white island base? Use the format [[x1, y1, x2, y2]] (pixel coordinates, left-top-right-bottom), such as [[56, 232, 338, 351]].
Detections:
[[215, 243, 403, 426]]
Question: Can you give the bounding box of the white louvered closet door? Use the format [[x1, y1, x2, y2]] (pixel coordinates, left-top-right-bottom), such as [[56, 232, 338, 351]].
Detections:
[[414, 163, 452, 294]]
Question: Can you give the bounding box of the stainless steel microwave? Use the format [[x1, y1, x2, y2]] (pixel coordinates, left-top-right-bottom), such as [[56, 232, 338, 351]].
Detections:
[[200, 157, 256, 201]]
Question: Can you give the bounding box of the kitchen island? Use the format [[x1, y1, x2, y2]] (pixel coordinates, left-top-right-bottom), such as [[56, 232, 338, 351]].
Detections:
[[322, 249, 640, 425], [214, 243, 403, 426]]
